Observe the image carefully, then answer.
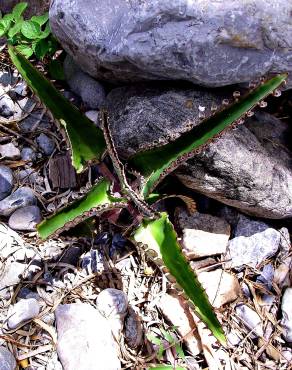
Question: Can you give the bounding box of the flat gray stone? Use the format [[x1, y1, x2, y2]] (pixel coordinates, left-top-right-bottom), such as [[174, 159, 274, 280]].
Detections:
[[226, 215, 281, 269], [0, 143, 20, 160], [50, 0, 292, 87], [64, 56, 106, 109], [281, 288, 292, 343], [177, 209, 230, 258], [7, 298, 40, 330], [8, 205, 42, 231], [235, 304, 263, 337], [0, 187, 37, 216], [105, 85, 292, 219], [55, 303, 121, 370], [0, 346, 16, 370], [0, 166, 13, 201], [36, 133, 55, 156]]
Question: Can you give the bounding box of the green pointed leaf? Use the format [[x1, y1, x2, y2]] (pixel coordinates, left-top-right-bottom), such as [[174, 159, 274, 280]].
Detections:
[[34, 39, 50, 59], [31, 13, 49, 26], [15, 44, 33, 58], [134, 213, 226, 345], [129, 74, 287, 197], [21, 20, 41, 39], [8, 46, 106, 172], [38, 179, 126, 239], [37, 22, 51, 39], [48, 60, 65, 80], [12, 2, 27, 20], [0, 18, 12, 36], [8, 20, 23, 38]]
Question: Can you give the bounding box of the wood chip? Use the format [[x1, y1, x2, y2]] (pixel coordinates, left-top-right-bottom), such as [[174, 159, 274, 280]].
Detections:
[[49, 153, 77, 189]]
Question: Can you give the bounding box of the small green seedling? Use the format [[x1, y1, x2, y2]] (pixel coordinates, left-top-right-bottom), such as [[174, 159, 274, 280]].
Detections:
[[0, 2, 58, 59]]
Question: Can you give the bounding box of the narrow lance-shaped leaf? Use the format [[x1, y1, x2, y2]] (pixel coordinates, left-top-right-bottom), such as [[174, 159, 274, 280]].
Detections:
[[129, 74, 287, 197], [38, 179, 126, 239], [8, 46, 106, 172], [133, 213, 226, 345]]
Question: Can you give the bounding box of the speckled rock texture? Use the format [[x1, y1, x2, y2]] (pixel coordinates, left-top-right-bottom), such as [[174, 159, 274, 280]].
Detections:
[[105, 85, 292, 219], [50, 0, 292, 87]]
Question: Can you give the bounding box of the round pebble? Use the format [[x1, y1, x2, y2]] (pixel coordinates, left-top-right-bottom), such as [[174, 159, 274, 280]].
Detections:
[[36, 133, 55, 156], [0, 165, 13, 201], [0, 187, 37, 216], [96, 288, 128, 319], [8, 205, 42, 231]]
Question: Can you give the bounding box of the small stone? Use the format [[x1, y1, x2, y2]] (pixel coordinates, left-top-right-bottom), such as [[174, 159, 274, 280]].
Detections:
[[158, 293, 202, 356], [282, 348, 292, 362], [36, 134, 55, 156], [97, 288, 128, 338], [281, 288, 292, 342], [85, 110, 100, 125], [0, 94, 14, 117], [178, 209, 230, 258], [0, 143, 20, 160], [256, 264, 274, 290], [0, 346, 16, 370], [0, 165, 13, 200], [235, 304, 263, 337], [55, 303, 120, 370], [0, 262, 27, 297], [0, 187, 37, 216], [16, 169, 39, 186], [198, 269, 240, 308], [8, 206, 42, 231], [227, 215, 280, 269], [64, 56, 106, 109], [227, 331, 242, 346], [21, 147, 36, 162], [96, 288, 128, 320], [7, 298, 40, 330], [124, 308, 143, 348]]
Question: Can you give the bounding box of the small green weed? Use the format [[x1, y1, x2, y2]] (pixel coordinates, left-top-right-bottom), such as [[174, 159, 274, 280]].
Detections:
[[0, 2, 58, 59], [147, 326, 186, 368]]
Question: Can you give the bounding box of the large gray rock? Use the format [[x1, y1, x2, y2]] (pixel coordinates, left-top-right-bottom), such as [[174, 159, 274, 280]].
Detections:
[[50, 0, 292, 87], [105, 85, 292, 219], [55, 303, 121, 370]]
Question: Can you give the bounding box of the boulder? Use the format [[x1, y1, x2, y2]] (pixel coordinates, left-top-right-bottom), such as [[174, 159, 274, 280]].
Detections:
[[50, 0, 292, 87], [105, 85, 292, 219]]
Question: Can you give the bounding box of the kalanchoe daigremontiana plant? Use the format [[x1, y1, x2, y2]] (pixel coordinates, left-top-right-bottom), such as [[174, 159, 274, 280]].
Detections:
[[8, 45, 287, 346]]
